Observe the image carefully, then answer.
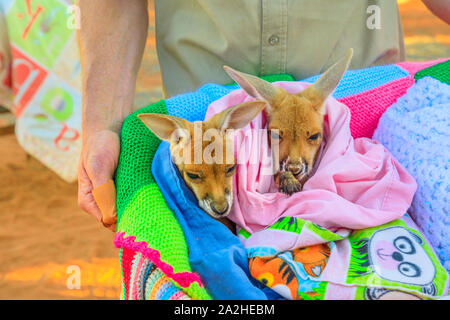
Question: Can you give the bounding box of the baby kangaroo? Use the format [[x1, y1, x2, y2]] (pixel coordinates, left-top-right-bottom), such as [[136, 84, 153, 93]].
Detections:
[[224, 49, 353, 195], [138, 101, 266, 219]]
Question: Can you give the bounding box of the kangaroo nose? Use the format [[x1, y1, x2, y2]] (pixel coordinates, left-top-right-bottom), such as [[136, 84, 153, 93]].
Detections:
[[287, 160, 305, 176], [211, 202, 229, 216], [288, 164, 301, 175]]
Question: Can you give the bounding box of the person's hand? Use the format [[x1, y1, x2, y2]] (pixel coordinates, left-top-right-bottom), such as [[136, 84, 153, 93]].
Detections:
[[78, 129, 120, 231]]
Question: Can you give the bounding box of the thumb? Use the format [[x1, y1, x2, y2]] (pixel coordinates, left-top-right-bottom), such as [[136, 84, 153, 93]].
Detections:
[[85, 150, 118, 189]]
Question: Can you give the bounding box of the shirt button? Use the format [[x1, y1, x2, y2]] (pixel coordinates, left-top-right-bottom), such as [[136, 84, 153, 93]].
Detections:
[[268, 35, 279, 46]]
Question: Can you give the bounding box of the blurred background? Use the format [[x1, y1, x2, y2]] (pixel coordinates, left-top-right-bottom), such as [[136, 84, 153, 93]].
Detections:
[[0, 0, 448, 299]]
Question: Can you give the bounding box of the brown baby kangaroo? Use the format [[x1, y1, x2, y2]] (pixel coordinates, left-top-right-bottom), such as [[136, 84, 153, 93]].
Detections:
[[224, 49, 353, 194]]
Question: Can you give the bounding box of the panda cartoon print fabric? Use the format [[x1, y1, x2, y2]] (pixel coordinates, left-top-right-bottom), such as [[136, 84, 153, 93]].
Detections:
[[368, 226, 437, 294]]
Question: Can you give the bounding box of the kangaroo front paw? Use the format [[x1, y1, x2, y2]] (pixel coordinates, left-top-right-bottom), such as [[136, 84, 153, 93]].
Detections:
[[279, 171, 302, 195]]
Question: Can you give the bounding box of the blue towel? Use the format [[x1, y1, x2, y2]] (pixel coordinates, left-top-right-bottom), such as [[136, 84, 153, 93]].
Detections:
[[152, 142, 283, 299]]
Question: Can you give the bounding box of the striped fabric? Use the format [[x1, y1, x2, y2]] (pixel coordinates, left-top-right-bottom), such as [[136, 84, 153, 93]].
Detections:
[[120, 248, 190, 300]]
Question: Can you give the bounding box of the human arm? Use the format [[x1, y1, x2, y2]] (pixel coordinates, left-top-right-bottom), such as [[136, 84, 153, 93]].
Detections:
[[421, 0, 450, 24], [76, 0, 148, 229]]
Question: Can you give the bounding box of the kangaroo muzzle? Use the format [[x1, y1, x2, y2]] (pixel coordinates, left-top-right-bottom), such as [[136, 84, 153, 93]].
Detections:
[[282, 158, 309, 177], [211, 202, 229, 216], [200, 193, 233, 218]]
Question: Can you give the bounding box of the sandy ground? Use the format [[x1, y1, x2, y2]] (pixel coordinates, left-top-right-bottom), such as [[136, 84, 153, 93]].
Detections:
[[0, 133, 120, 299], [0, 0, 448, 300]]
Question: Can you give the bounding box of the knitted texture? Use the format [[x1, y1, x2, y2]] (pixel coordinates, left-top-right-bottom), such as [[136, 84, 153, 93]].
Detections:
[[415, 60, 450, 84], [119, 248, 191, 300], [115, 62, 445, 299], [373, 75, 450, 273], [114, 232, 202, 288], [303, 64, 409, 99], [115, 101, 210, 300], [397, 58, 449, 77], [115, 75, 293, 300], [340, 77, 414, 139], [116, 100, 167, 216], [167, 65, 412, 139], [165, 74, 295, 121]]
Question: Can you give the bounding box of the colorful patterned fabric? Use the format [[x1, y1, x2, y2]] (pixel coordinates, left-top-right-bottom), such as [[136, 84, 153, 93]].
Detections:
[[397, 58, 449, 78], [115, 61, 448, 300], [114, 99, 210, 300], [0, 0, 81, 182], [414, 59, 450, 84], [115, 75, 289, 300], [374, 61, 450, 273], [151, 143, 281, 299], [120, 247, 191, 300], [242, 214, 448, 300]]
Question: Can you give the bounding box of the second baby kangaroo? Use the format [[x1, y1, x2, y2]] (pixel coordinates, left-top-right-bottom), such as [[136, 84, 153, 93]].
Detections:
[[224, 49, 353, 194]]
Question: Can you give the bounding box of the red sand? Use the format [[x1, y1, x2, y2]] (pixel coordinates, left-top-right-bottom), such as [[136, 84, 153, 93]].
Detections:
[[0, 0, 448, 299]]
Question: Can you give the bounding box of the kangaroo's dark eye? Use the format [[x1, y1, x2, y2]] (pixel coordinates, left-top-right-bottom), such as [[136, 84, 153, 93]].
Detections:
[[186, 172, 200, 180], [308, 133, 321, 141], [270, 129, 282, 140], [226, 164, 237, 174]]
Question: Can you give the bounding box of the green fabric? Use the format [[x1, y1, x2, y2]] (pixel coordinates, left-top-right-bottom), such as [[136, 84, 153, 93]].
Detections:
[[115, 74, 294, 300], [414, 60, 450, 84], [116, 100, 168, 217]]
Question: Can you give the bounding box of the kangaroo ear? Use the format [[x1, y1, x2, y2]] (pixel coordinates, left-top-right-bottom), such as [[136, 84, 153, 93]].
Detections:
[[212, 100, 267, 130], [300, 48, 353, 113], [137, 113, 191, 144], [223, 66, 282, 110]]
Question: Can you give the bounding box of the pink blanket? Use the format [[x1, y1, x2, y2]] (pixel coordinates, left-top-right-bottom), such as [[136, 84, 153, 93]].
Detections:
[[205, 82, 417, 234]]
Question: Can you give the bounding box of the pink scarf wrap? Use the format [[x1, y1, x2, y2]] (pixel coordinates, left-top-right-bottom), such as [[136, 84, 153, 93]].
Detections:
[[205, 82, 417, 234]]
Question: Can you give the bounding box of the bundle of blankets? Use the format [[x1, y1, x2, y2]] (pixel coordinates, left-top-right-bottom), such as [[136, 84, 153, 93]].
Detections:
[[114, 59, 449, 300]]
